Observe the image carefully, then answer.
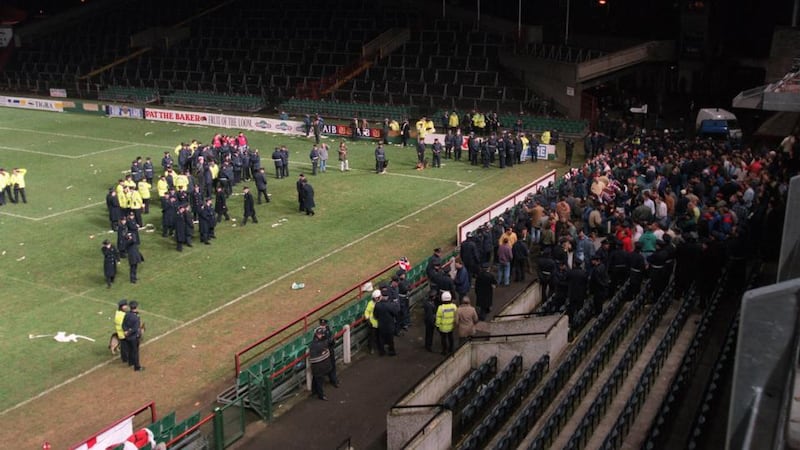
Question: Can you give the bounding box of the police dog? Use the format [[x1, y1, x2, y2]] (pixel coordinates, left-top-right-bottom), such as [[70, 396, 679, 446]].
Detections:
[[415, 158, 430, 171]]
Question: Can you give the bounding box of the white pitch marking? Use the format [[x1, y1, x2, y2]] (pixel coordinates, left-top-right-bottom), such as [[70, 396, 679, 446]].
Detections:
[[0, 181, 475, 418], [0, 201, 105, 221], [0, 145, 76, 159], [0, 126, 165, 148]]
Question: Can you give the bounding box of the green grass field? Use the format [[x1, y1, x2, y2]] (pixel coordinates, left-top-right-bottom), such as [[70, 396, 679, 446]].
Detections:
[[0, 107, 561, 416]]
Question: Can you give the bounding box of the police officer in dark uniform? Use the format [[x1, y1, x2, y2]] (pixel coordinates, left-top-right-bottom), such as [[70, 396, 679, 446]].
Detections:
[[489, 134, 501, 168], [122, 300, 144, 371], [481, 138, 491, 168], [566, 259, 589, 319], [396, 270, 411, 330], [308, 327, 335, 400], [537, 247, 556, 301], [607, 238, 630, 293], [552, 258, 569, 312], [589, 254, 610, 315], [628, 242, 647, 301], [594, 238, 612, 266], [674, 232, 702, 300], [460, 233, 481, 279], [468, 133, 479, 165], [647, 239, 671, 303], [316, 319, 339, 387]]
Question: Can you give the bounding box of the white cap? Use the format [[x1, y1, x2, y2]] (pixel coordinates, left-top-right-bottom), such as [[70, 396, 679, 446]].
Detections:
[[372, 289, 382, 299], [441, 291, 452, 302]]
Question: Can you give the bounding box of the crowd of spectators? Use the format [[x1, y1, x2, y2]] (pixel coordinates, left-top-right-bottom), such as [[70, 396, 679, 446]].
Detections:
[[454, 128, 798, 318]]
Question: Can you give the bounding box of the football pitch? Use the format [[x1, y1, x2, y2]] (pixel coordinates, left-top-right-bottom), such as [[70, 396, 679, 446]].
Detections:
[[0, 107, 560, 423]]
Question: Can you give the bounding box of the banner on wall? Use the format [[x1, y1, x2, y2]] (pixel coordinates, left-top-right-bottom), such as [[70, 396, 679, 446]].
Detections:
[[49, 88, 67, 98], [143, 108, 304, 135], [107, 104, 144, 119], [320, 123, 382, 139], [0, 95, 63, 112]]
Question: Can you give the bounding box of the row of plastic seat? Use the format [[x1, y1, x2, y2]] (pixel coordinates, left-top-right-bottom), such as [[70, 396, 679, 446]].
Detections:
[[527, 283, 651, 449], [433, 109, 587, 135], [582, 285, 693, 450], [487, 282, 632, 450], [575, 284, 676, 448], [140, 410, 201, 448], [685, 315, 740, 450], [162, 91, 266, 112], [442, 356, 498, 413], [99, 86, 159, 103], [458, 355, 544, 450], [640, 271, 730, 450], [457, 356, 522, 434], [280, 98, 418, 122]]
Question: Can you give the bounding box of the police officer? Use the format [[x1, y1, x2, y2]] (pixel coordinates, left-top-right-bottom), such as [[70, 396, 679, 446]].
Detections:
[[628, 242, 647, 301], [589, 254, 610, 315], [272, 147, 284, 179], [566, 259, 588, 319], [122, 300, 144, 371], [316, 319, 339, 387], [308, 327, 336, 400], [537, 247, 556, 301], [647, 239, 671, 303], [373, 288, 398, 356], [102, 239, 120, 289], [435, 291, 458, 355], [552, 258, 569, 312], [114, 299, 129, 363], [607, 239, 630, 293], [363, 290, 380, 354]]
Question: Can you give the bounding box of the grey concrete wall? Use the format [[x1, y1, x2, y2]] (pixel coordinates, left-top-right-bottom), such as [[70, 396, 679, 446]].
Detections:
[[496, 282, 542, 317], [388, 315, 570, 449], [404, 410, 453, 450], [473, 315, 569, 370], [388, 407, 442, 450], [497, 50, 582, 118], [387, 346, 472, 450]]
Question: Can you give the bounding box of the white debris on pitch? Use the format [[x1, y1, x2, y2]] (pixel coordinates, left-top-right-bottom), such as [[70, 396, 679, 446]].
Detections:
[[145, 132, 154, 136]]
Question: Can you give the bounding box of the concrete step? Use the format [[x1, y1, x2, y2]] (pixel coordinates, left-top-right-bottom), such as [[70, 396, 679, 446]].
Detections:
[[550, 303, 671, 450], [618, 311, 701, 450], [510, 298, 646, 449]]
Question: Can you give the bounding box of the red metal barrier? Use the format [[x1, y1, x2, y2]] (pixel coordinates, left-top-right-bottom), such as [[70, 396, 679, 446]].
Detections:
[[69, 401, 157, 450], [234, 262, 399, 378]]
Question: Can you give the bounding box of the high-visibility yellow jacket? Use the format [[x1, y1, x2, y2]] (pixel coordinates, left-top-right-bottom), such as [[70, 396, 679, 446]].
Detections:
[[10, 168, 26, 188], [0, 171, 9, 189], [448, 113, 460, 128], [123, 179, 136, 190], [425, 119, 435, 134], [209, 163, 219, 180], [115, 310, 127, 339], [416, 119, 426, 139], [129, 190, 143, 210], [174, 174, 189, 191], [156, 179, 168, 197], [364, 300, 378, 328], [541, 131, 551, 145], [174, 144, 183, 156], [436, 303, 458, 332], [137, 181, 151, 200], [118, 191, 130, 209]]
